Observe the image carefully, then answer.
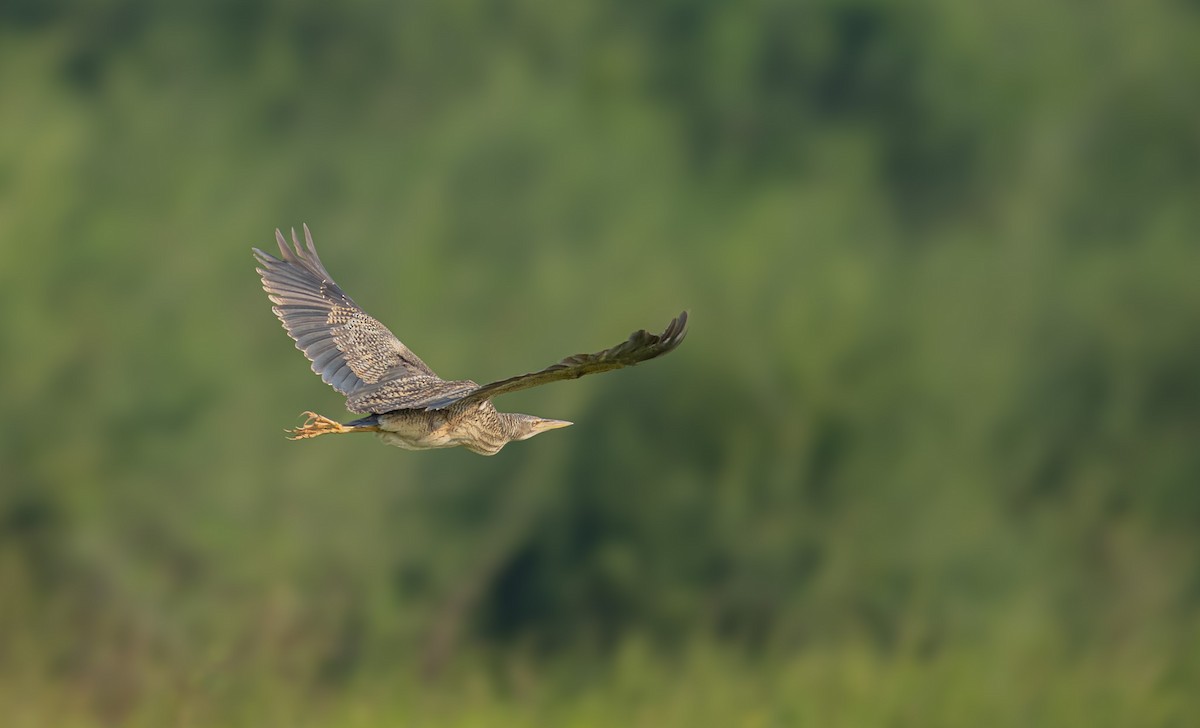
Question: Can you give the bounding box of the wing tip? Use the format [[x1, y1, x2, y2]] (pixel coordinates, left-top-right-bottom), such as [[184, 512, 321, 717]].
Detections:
[[669, 310, 689, 344], [640, 309, 689, 356], [303, 223, 317, 257], [251, 248, 278, 269], [275, 228, 291, 259]]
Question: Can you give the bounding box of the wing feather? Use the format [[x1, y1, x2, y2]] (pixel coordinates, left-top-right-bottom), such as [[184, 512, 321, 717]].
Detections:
[[419, 311, 689, 410], [253, 224, 438, 403]]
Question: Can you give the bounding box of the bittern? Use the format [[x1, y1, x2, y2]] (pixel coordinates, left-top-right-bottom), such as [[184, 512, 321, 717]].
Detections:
[[253, 225, 688, 455]]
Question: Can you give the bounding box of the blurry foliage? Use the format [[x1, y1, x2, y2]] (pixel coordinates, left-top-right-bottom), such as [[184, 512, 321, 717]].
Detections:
[[1, 0, 1200, 724]]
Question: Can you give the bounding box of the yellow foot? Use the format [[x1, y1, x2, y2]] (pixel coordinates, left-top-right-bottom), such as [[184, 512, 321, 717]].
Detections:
[[287, 411, 351, 440]]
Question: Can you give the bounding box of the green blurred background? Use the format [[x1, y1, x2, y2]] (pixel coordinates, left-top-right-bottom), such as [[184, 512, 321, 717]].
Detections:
[[2, 1, 1199, 725]]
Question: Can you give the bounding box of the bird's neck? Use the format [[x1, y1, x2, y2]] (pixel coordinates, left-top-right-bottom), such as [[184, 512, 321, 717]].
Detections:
[[452, 408, 519, 456], [496, 411, 528, 441]]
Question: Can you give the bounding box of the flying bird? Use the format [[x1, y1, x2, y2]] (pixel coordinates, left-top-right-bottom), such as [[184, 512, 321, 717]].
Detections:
[[253, 225, 688, 455]]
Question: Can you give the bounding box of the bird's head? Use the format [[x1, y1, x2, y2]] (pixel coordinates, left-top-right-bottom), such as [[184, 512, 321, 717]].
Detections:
[[504, 413, 574, 442]]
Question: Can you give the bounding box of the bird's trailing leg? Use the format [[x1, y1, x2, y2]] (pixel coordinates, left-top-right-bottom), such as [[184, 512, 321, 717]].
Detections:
[[287, 411, 377, 440]]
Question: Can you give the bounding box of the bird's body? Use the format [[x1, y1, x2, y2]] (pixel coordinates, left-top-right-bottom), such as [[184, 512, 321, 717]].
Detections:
[[373, 407, 470, 453], [253, 225, 687, 455], [349, 400, 566, 455]]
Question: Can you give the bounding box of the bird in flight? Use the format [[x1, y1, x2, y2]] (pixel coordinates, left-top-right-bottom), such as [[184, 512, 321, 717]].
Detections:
[[253, 225, 688, 455]]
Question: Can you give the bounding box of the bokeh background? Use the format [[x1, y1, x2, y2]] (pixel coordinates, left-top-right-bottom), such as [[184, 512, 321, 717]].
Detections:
[[3, 1, 1199, 726]]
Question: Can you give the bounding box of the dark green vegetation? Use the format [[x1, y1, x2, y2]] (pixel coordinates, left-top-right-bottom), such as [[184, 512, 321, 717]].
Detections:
[[3, 1, 1199, 725]]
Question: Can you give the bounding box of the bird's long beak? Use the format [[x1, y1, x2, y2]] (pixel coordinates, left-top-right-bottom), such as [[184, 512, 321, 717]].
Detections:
[[532, 418, 573, 434]]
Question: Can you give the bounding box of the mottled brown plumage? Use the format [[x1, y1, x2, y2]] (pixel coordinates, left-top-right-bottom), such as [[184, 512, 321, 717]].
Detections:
[[253, 225, 688, 455]]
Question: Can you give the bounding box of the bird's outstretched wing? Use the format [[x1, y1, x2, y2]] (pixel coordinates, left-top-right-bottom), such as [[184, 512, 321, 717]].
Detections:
[[417, 311, 689, 410], [253, 225, 437, 400]]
